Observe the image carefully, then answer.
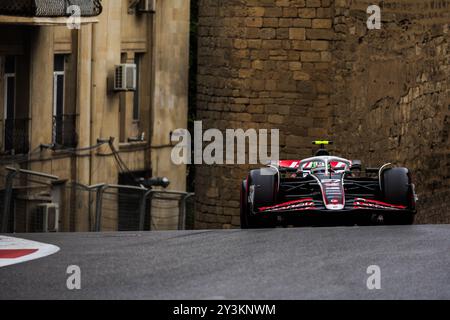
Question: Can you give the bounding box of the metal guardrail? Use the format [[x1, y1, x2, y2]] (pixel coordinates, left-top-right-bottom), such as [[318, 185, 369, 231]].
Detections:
[[1, 167, 59, 233], [92, 184, 194, 232], [147, 190, 195, 231], [1, 170, 195, 233], [89, 183, 146, 232], [67, 182, 194, 232]]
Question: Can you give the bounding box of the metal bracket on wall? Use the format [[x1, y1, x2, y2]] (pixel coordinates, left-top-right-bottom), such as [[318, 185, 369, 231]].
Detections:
[[128, 0, 156, 15], [128, 0, 140, 14]]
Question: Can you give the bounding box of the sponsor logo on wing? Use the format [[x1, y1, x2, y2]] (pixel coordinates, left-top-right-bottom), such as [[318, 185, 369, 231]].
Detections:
[[260, 199, 315, 212], [353, 198, 407, 210], [279, 160, 301, 169]]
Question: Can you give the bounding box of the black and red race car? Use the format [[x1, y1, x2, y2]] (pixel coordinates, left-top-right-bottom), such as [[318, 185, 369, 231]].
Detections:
[[240, 141, 418, 228]]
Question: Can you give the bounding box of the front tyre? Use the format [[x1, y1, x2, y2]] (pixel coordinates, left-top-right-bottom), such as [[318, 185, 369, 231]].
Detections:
[[382, 167, 416, 225]]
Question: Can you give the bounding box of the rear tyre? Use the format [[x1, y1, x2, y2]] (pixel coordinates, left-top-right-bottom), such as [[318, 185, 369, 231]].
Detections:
[[240, 179, 266, 229], [240, 180, 254, 229], [382, 168, 415, 225], [247, 168, 279, 228]]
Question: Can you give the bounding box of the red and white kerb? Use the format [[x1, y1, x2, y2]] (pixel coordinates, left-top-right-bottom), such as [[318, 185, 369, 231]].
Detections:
[[0, 236, 60, 268]]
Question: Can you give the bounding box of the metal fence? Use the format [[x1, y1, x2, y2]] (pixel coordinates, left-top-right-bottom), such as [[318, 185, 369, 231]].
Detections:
[[3, 118, 30, 155], [0, 167, 194, 233], [0, 167, 57, 233]]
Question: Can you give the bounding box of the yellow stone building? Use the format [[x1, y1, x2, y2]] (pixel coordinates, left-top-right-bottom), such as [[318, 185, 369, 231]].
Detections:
[[0, 0, 190, 232]]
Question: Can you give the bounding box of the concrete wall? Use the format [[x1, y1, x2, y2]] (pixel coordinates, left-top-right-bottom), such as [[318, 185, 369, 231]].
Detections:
[[195, 0, 450, 228]]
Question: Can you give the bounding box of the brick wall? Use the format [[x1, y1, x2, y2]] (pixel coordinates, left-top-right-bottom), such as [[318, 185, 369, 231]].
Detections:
[[195, 0, 450, 228]]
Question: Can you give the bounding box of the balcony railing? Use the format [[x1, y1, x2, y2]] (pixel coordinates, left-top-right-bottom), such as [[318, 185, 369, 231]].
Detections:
[[52, 115, 78, 149], [0, 0, 102, 17], [3, 118, 30, 155]]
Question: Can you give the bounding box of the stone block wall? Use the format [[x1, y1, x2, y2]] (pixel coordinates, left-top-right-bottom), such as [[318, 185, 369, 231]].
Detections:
[[196, 0, 335, 229], [195, 0, 450, 228], [331, 0, 450, 224]]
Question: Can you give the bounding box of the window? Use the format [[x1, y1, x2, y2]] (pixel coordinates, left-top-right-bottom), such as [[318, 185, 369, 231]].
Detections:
[[119, 52, 146, 143], [2, 55, 29, 154], [4, 56, 16, 152], [52, 54, 77, 149], [52, 55, 65, 146], [133, 53, 142, 121]]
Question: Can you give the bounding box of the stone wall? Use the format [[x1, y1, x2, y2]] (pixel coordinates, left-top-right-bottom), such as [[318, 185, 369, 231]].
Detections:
[[195, 0, 450, 228], [196, 0, 335, 229], [331, 0, 450, 224]]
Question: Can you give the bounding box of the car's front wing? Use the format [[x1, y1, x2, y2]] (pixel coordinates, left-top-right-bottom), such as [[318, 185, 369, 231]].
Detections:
[[257, 198, 410, 215]]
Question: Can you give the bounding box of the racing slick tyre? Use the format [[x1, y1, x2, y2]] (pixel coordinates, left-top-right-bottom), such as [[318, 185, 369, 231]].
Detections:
[[240, 180, 266, 229], [382, 168, 415, 225], [245, 168, 279, 228], [240, 180, 255, 229]]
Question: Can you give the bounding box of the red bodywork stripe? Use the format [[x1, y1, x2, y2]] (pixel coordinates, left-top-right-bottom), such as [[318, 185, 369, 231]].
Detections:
[[278, 160, 300, 169], [0, 249, 38, 259], [259, 198, 314, 212], [354, 198, 407, 209]]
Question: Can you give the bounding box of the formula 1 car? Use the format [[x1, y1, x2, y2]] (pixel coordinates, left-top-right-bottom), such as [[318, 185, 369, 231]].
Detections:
[[240, 141, 418, 228]]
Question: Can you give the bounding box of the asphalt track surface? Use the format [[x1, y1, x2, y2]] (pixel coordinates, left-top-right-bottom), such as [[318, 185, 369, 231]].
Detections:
[[0, 225, 449, 300]]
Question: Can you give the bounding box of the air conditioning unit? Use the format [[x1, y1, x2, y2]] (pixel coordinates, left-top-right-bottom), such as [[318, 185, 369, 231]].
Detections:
[[35, 204, 60, 233], [138, 0, 156, 13], [114, 64, 137, 91]]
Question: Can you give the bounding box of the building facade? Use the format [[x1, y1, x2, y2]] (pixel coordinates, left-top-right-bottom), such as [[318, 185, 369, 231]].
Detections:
[[195, 0, 450, 228], [0, 0, 190, 232]]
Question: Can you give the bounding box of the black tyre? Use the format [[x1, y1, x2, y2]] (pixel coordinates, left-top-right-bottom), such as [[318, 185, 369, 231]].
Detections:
[[382, 168, 415, 225], [249, 168, 278, 209], [240, 179, 264, 229], [247, 168, 278, 228], [240, 180, 253, 229]]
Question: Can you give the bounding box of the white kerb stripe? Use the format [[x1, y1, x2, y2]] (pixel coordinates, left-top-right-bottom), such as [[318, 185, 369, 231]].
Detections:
[[0, 236, 60, 268]]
